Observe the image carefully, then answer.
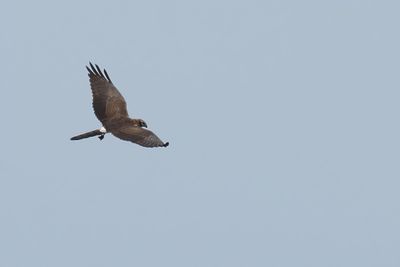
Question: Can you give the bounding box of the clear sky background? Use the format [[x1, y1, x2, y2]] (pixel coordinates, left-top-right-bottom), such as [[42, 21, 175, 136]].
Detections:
[[0, 0, 399, 266]]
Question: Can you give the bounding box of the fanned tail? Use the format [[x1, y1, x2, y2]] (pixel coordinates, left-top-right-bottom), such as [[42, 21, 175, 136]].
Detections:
[[70, 129, 104, 140]]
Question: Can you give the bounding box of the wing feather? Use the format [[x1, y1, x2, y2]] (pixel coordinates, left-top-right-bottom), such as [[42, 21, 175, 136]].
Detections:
[[111, 126, 169, 148], [87, 63, 129, 127]]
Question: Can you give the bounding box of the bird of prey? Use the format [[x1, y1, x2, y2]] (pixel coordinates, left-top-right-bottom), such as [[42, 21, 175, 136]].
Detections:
[[71, 63, 169, 148]]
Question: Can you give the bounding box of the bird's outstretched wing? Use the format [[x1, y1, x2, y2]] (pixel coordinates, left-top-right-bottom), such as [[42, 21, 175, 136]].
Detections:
[[111, 126, 169, 148], [86, 63, 129, 126]]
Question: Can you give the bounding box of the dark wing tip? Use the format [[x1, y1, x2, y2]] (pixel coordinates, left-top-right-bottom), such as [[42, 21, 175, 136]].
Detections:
[[95, 64, 105, 79], [89, 62, 99, 75], [163, 142, 169, 147], [103, 69, 112, 83], [86, 65, 94, 75], [86, 62, 112, 83]]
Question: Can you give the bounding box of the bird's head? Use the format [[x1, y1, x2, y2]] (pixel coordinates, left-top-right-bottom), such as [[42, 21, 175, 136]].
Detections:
[[133, 119, 147, 128]]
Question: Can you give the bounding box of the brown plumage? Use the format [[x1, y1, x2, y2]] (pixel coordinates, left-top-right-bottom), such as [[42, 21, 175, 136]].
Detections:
[[71, 63, 169, 148]]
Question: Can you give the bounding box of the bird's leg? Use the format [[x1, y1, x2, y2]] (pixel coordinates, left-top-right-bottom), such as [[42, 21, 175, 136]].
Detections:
[[98, 134, 105, 140]]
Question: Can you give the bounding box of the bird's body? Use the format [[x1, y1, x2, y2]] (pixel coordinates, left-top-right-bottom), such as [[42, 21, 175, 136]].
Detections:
[[71, 63, 169, 148]]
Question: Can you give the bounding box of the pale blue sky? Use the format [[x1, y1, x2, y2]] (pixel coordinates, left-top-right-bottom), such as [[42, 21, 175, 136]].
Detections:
[[1, 0, 399, 266]]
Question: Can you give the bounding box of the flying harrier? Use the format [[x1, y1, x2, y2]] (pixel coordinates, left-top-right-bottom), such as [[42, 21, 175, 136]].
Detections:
[[71, 63, 169, 148]]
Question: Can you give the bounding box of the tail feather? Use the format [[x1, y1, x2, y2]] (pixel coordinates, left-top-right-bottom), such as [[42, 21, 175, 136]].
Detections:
[[70, 129, 103, 140]]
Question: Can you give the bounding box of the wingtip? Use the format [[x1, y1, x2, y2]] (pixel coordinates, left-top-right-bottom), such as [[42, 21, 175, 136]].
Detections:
[[163, 142, 169, 147], [104, 69, 112, 83], [86, 62, 112, 83]]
